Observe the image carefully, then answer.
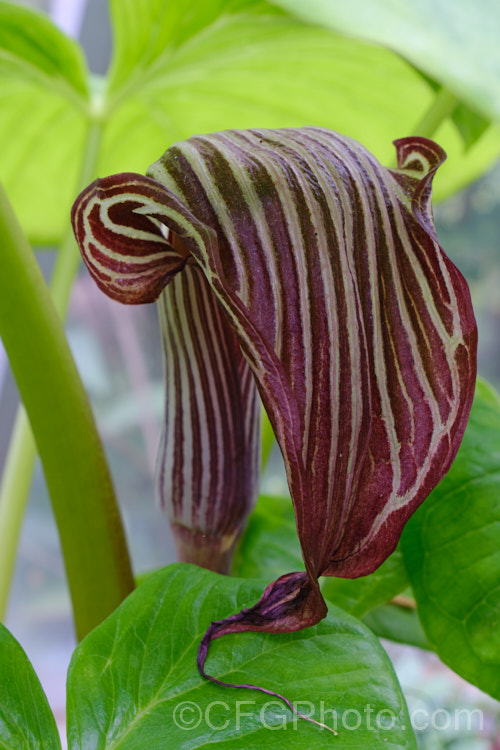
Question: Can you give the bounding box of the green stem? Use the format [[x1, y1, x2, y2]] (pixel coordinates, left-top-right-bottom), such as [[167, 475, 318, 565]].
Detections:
[[0, 414, 37, 617], [412, 87, 459, 140], [0, 122, 105, 624], [0, 122, 103, 624], [0, 121, 134, 638]]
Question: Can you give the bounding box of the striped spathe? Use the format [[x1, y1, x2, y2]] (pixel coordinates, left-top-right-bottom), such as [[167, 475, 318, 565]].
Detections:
[[72, 126, 477, 704]]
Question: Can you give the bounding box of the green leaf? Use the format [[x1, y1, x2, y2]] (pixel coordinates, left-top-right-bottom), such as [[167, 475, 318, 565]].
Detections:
[[322, 546, 409, 618], [0, 623, 61, 749], [1, 1, 499, 245], [0, 2, 88, 95], [67, 563, 416, 749], [231, 494, 304, 579], [416, 72, 492, 149], [402, 378, 500, 699], [452, 103, 490, 151], [0, 1, 90, 243], [363, 604, 432, 651], [103, 0, 431, 168], [429, 121, 500, 202], [268, 0, 500, 124], [101, 0, 500, 204]]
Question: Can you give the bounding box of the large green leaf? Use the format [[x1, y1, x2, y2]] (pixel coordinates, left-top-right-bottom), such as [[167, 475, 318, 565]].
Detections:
[[363, 604, 432, 651], [101, 0, 500, 203], [322, 546, 409, 619], [433, 122, 500, 201], [67, 564, 417, 749], [102, 0, 433, 169], [231, 494, 304, 579], [1, 0, 499, 245], [268, 0, 500, 124], [0, 2, 88, 95], [0, 2, 89, 243], [452, 102, 490, 151], [402, 379, 500, 699], [0, 623, 61, 750]]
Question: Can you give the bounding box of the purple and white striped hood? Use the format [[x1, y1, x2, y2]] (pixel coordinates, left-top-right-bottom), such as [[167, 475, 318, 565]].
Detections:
[[72, 127, 476, 685]]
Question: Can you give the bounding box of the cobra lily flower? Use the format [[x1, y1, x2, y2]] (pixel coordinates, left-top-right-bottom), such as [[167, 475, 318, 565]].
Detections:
[[71, 172, 261, 575], [72, 127, 476, 700]]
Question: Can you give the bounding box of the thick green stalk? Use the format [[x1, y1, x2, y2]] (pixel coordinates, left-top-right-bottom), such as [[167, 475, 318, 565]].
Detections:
[[0, 122, 110, 621], [0, 122, 104, 624], [0, 416, 36, 617], [0, 127, 134, 639], [0, 122, 106, 625]]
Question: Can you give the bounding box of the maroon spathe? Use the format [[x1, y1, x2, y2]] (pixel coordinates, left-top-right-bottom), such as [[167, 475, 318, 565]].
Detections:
[[72, 127, 477, 702]]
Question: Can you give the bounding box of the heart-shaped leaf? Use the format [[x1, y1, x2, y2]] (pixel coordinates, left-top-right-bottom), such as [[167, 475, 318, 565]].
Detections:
[[363, 604, 431, 651], [1, 0, 499, 245], [231, 494, 304, 579], [0, 623, 61, 750], [0, 2, 89, 243], [0, 2, 87, 94], [322, 547, 409, 619], [452, 103, 490, 150], [269, 0, 500, 124], [101, 0, 435, 174], [402, 379, 500, 699], [67, 563, 417, 748], [101, 0, 500, 204]]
